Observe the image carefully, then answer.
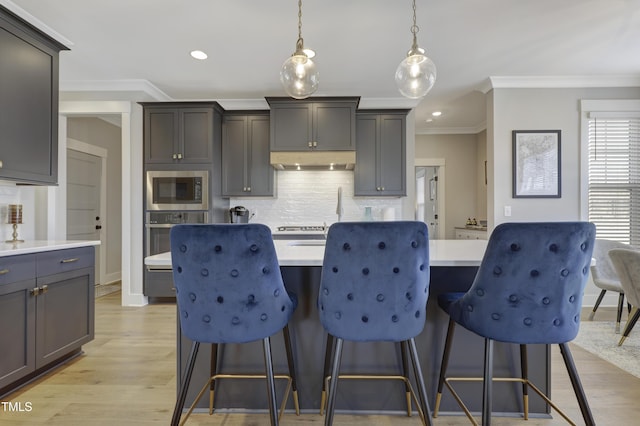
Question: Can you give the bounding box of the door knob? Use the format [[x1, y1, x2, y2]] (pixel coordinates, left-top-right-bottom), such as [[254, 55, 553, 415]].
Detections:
[[96, 225, 102, 230]]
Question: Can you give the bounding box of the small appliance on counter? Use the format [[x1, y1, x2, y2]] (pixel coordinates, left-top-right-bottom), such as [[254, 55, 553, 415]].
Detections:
[[229, 206, 250, 223]]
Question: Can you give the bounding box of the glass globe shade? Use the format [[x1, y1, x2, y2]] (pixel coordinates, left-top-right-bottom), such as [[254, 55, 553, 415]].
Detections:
[[280, 54, 319, 99], [395, 53, 437, 99]]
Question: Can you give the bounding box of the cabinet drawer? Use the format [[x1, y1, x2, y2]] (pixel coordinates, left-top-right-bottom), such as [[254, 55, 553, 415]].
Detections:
[[36, 247, 95, 277], [0, 254, 36, 285]]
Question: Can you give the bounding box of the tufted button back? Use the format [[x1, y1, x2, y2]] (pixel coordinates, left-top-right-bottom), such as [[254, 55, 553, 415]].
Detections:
[[318, 221, 430, 342], [170, 224, 294, 344], [438, 222, 596, 344]]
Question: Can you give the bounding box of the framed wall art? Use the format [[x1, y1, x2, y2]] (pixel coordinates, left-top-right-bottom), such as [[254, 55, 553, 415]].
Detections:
[[512, 130, 561, 198]]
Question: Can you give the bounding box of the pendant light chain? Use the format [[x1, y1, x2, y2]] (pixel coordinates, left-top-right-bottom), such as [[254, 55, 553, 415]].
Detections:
[[411, 0, 420, 51], [296, 0, 304, 50]]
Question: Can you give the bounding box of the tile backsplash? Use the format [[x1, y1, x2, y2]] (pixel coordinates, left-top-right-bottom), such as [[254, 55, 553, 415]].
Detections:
[[230, 171, 403, 231]]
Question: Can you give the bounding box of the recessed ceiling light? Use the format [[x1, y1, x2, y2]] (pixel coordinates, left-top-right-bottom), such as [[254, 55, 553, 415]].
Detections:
[[432, 111, 442, 117], [190, 50, 208, 60]]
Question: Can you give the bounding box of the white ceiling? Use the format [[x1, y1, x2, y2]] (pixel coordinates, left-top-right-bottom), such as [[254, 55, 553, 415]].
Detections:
[[4, 0, 640, 133]]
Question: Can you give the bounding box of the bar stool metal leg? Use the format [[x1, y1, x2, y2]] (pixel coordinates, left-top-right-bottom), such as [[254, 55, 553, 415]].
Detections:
[[171, 341, 200, 426], [559, 343, 595, 426], [325, 337, 344, 426], [320, 333, 334, 415], [262, 337, 278, 426], [481, 338, 494, 426], [209, 343, 218, 414], [399, 340, 413, 416], [519, 344, 529, 420], [282, 324, 300, 415], [434, 318, 455, 417], [408, 337, 433, 426]]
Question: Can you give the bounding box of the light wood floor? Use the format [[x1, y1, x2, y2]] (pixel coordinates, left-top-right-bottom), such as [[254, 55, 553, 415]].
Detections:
[[2, 292, 640, 425]]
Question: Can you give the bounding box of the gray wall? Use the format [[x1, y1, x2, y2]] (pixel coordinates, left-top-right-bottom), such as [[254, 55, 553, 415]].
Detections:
[[67, 117, 122, 283]]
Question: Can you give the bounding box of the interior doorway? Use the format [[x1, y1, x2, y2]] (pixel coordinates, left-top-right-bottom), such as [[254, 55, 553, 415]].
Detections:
[[66, 140, 107, 284], [415, 159, 446, 239]]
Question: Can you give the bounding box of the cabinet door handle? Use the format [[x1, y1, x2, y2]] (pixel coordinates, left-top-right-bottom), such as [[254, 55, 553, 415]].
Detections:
[[177, 153, 183, 159], [0, 268, 9, 275], [308, 141, 313, 148], [40, 285, 49, 294], [0, 159, 3, 168], [172, 154, 177, 160], [61, 258, 79, 264], [313, 141, 318, 147], [30, 287, 40, 296], [246, 186, 251, 192]]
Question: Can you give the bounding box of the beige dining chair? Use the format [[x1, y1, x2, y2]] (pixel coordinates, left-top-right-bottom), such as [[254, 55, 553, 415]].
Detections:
[[588, 239, 631, 333]]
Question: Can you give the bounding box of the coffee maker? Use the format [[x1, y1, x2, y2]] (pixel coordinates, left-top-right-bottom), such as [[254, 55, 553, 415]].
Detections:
[[229, 206, 250, 223]]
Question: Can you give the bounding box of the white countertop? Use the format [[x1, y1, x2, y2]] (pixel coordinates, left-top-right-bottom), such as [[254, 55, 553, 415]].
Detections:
[[0, 240, 101, 257], [145, 239, 487, 270]]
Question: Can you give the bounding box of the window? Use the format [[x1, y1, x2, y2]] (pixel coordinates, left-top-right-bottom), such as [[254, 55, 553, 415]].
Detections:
[[588, 116, 640, 246]]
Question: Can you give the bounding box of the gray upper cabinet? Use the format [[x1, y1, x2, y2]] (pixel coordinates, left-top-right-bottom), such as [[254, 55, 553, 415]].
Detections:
[[143, 103, 222, 164], [267, 97, 359, 151], [0, 6, 67, 185], [222, 113, 274, 197], [355, 111, 408, 196]]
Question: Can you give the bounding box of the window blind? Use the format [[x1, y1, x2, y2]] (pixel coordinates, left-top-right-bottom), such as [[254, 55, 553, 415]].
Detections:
[[588, 117, 640, 246]]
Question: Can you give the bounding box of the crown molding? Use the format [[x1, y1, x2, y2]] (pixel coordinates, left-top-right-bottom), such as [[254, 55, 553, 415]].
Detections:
[[417, 121, 487, 135], [489, 75, 640, 89], [60, 79, 172, 101], [216, 99, 270, 110], [358, 97, 420, 109]]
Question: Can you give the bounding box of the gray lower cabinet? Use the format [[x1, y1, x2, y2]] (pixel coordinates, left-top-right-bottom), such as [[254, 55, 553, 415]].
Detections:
[[0, 247, 95, 393], [142, 103, 223, 164], [267, 97, 358, 151], [0, 6, 67, 185], [222, 113, 274, 197], [355, 111, 408, 196]]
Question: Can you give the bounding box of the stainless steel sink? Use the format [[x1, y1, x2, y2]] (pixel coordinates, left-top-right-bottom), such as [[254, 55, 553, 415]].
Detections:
[[286, 240, 326, 246]]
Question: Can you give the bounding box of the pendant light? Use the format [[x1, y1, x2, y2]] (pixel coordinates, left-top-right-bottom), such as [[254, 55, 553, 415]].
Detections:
[[280, 0, 319, 99], [395, 0, 437, 99]]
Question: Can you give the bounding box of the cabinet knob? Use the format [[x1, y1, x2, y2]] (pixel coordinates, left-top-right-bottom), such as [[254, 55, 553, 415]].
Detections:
[[313, 141, 318, 147], [177, 153, 183, 160], [308, 141, 313, 148], [0, 159, 3, 168], [41, 285, 49, 294], [0, 268, 9, 275], [30, 287, 40, 296], [246, 187, 251, 192]]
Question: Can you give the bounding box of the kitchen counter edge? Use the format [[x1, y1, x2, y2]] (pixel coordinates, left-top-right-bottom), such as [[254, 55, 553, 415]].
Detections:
[[0, 240, 101, 257]]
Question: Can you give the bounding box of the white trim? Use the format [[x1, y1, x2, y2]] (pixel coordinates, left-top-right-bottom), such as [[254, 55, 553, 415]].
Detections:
[[60, 80, 172, 101], [67, 138, 108, 286], [417, 122, 487, 135], [60, 101, 146, 307], [414, 158, 446, 240], [490, 75, 640, 89]]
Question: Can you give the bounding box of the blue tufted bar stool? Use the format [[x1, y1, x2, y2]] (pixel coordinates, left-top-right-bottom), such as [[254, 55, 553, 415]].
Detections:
[[169, 224, 298, 426], [318, 221, 433, 426], [433, 222, 596, 426]]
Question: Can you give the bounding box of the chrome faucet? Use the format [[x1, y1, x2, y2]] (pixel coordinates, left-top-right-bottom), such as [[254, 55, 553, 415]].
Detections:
[[336, 186, 343, 223]]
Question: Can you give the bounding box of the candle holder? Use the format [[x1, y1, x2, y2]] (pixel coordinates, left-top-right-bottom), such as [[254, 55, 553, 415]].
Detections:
[[6, 204, 24, 243]]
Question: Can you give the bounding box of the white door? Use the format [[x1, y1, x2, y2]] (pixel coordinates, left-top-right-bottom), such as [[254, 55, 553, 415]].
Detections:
[[67, 149, 102, 282]]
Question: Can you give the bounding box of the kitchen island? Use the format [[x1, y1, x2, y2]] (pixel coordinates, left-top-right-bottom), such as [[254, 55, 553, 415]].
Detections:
[[0, 240, 99, 396], [146, 239, 553, 418]]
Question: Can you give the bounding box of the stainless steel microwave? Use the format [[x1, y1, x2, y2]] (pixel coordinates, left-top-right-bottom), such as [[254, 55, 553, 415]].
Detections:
[[146, 170, 209, 211]]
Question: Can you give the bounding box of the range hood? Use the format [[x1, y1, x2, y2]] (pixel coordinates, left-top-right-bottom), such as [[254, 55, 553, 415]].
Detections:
[[270, 151, 356, 170]]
